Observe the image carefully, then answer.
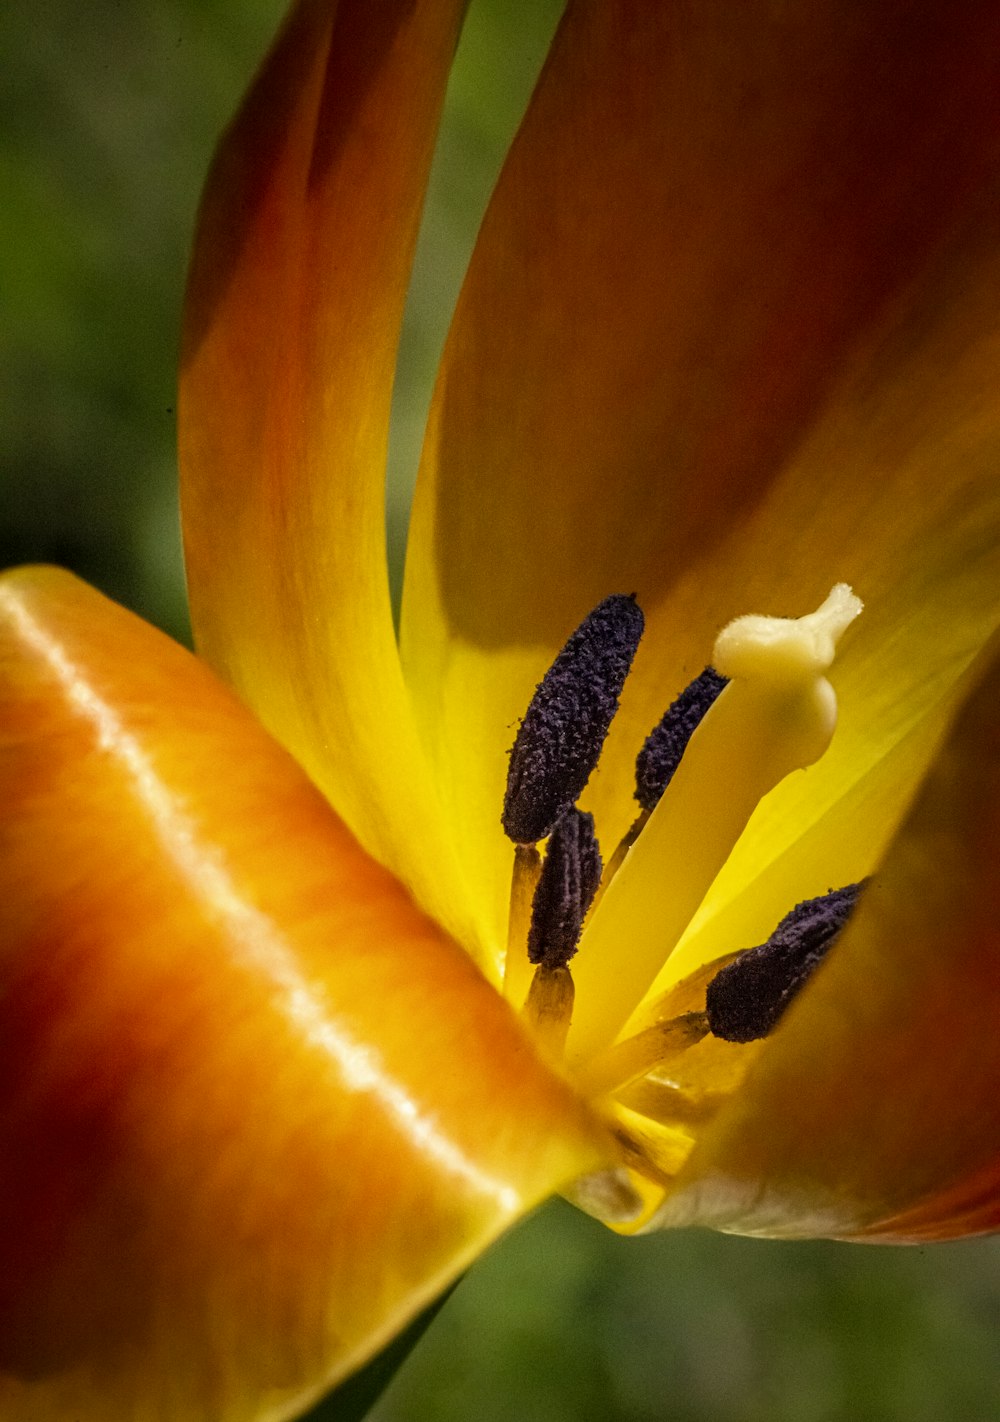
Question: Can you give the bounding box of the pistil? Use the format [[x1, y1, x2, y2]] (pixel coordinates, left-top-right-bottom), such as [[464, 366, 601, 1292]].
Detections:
[[565, 584, 863, 1064], [593, 666, 729, 907]]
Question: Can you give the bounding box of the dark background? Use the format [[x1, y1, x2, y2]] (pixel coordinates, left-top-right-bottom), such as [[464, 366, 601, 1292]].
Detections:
[[3, 3, 999, 1418]]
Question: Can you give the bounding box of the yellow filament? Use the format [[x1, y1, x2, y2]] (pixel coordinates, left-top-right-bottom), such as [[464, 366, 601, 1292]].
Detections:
[[523, 964, 575, 1060], [502, 843, 541, 1006], [565, 584, 863, 1064], [580, 1011, 709, 1098]]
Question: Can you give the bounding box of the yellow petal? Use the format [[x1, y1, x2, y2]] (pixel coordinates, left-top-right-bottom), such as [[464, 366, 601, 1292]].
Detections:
[[654, 633, 1000, 1241], [401, 0, 1000, 949], [179, 0, 478, 952], [0, 568, 606, 1420]]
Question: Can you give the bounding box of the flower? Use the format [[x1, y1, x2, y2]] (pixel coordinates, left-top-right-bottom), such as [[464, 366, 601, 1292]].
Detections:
[[2, 1, 1000, 1418]]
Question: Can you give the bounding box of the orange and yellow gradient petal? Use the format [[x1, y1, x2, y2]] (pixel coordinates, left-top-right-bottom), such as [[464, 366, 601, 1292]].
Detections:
[[402, 0, 1000, 956], [180, 0, 479, 956], [0, 568, 607, 1422]]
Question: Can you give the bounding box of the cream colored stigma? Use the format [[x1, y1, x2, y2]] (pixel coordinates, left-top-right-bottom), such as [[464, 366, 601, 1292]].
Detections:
[[565, 584, 863, 1065]]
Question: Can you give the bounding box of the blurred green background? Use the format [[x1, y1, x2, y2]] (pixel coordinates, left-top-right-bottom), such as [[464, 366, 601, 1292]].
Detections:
[[3, 2, 999, 1419]]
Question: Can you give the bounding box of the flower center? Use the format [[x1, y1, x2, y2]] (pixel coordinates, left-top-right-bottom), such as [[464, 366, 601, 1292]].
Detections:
[[500, 585, 864, 1125]]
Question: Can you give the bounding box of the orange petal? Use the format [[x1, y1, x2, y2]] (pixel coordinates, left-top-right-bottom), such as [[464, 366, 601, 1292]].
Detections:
[[655, 633, 1000, 1242], [0, 568, 606, 1419], [401, 0, 1000, 946], [637, 188, 1000, 982], [179, 0, 479, 953]]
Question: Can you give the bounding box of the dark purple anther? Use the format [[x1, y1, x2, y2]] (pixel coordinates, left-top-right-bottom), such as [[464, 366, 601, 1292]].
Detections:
[[527, 808, 603, 971], [503, 594, 644, 845], [706, 881, 868, 1043]]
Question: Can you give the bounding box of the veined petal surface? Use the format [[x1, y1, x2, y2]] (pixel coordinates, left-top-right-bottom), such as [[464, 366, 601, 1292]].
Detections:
[[180, 0, 476, 950], [655, 636, 1000, 1241], [402, 0, 1000, 952], [0, 569, 605, 1421]]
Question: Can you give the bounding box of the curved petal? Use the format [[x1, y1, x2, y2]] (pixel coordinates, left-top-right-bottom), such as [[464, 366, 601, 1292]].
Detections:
[[179, 0, 479, 952], [642, 191, 1000, 977], [401, 0, 1000, 947], [653, 633, 1000, 1241], [0, 568, 606, 1420]]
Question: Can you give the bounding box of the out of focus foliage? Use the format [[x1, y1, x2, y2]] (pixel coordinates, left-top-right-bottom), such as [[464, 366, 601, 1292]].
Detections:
[[371, 1200, 1000, 1422], [3, 3, 999, 1420]]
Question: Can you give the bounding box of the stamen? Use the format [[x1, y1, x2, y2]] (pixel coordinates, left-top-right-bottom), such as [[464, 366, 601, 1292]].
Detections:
[[706, 881, 867, 1042], [502, 594, 644, 845], [566, 584, 863, 1064], [518, 810, 601, 1050], [502, 843, 542, 1004], [527, 808, 603, 970], [581, 1011, 709, 1098], [523, 965, 575, 1059], [634, 667, 729, 812]]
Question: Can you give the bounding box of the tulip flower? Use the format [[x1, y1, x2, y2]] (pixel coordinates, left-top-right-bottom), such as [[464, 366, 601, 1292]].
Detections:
[[3, 1, 1000, 1418]]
